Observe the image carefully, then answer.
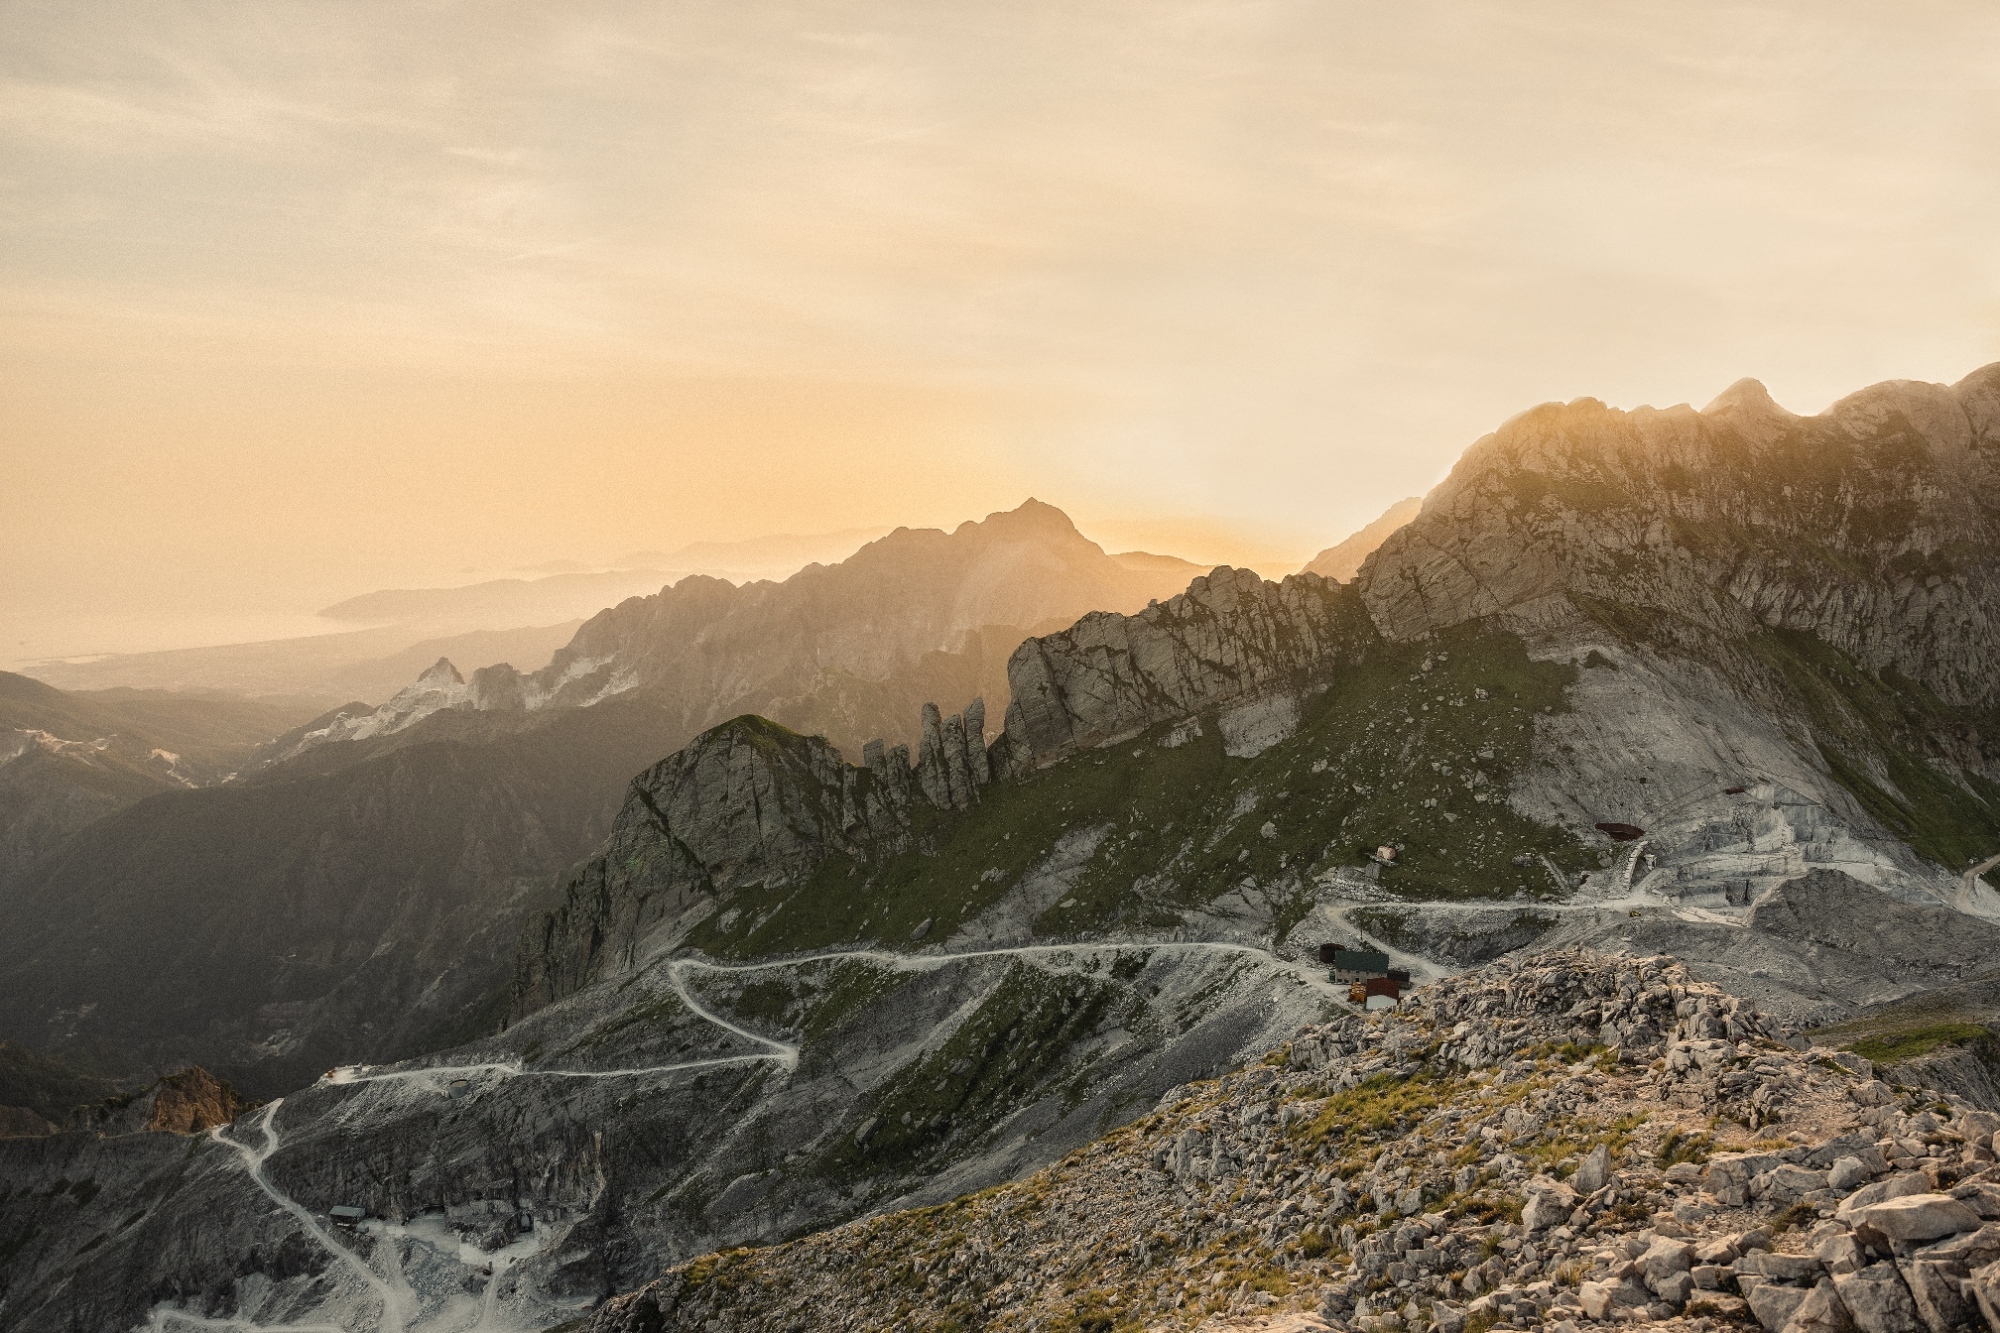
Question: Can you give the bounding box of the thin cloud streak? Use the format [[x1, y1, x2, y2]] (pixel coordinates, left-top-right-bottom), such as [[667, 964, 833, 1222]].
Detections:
[[3, 1, 1999, 656]]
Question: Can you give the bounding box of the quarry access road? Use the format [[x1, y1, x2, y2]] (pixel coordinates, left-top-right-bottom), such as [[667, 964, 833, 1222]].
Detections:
[[208, 1102, 414, 1333], [660, 937, 1359, 999], [324, 938, 1351, 1094], [324, 955, 803, 1087], [188, 937, 1347, 1333], [1959, 850, 2000, 915]]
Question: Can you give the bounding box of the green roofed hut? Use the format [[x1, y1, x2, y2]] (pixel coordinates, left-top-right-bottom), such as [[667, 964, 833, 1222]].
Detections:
[[1328, 948, 1390, 982]]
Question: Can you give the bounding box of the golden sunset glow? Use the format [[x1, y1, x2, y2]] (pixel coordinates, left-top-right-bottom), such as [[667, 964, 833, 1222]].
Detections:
[[6, 2, 1999, 662]]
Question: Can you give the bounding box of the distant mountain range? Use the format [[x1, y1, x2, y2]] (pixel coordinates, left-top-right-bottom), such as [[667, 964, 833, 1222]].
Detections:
[[17, 524, 1202, 710], [317, 571, 676, 625], [271, 501, 1207, 766], [0, 501, 1208, 1094], [0, 673, 324, 883], [20, 618, 585, 703]]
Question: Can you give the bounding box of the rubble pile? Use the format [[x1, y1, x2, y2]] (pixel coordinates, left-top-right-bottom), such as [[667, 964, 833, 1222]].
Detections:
[[587, 950, 2000, 1333]]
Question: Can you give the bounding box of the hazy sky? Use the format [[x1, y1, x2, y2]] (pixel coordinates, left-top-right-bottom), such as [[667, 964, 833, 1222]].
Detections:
[[5, 1, 2000, 660]]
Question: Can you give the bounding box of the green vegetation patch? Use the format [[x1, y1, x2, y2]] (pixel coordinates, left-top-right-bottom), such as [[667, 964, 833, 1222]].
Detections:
[[1048, 624, 1595, 922], [796, 958, 903, 1047], [1654, 1128, 1714, 1168], [1848, 1022, 1995, 1065], [1293, 1070, 1459, 1153], [1754, 629, 2000, 869], [563, 990, 689, 1055], [816, 962, 1120, 1178], [693, 622, 1597, 961]]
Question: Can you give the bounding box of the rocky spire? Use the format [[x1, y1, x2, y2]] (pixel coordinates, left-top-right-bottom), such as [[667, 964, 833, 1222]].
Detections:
[[860, 738, 913, 806], [870, 698, 993, 812], [915, 703, 953, 807], [963, 697, 990, 787]]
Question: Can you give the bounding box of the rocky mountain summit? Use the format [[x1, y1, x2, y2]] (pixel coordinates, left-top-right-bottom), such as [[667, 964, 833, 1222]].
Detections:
[[589, 950, 2000, 1333], [1357, 368, 2000, 901], [1362, 368, 2000, 707], [271, 500, 1203, 766]]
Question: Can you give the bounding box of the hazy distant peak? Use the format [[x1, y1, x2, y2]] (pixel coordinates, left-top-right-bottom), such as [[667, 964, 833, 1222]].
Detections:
[[956, 497, 1081, 539], [318, 568, 676, 625], [1301, 496, 1423, 583], [1701, 377, 1798, 443], [1107, 550, 1208, 576], [418, 657, 464, 687]]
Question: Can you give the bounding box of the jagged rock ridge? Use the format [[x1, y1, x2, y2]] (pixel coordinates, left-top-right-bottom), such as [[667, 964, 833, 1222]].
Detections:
[[998, 567, 1358, 769], [274, 499, 1208, 765], [512, 567, 1367, 1016], [1362, 366, 2000, 708]]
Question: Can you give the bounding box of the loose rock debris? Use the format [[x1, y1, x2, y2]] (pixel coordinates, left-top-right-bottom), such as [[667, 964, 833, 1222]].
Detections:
[[587, 949, 2000, 1333]]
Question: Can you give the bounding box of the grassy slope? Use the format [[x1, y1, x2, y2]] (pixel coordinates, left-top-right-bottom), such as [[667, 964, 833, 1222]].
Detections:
[[1754, 629, 2000, 869], [0, 1041, 119, 1122], [689, 626, 1594, 962]]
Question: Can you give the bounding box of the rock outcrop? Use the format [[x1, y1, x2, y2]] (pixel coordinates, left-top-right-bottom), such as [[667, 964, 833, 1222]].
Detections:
[[69, 1066, 252, 1136], [1360, 366, 2000, 710], [996, 567, 1365, 770], [586, 950, 2000, 1333], [513, 716, 916, 1012], [907, 697, 992, 809], [515, 695, 1020, 1013]]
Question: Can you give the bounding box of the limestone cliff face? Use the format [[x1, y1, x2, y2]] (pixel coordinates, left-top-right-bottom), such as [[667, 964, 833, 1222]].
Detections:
[[996, 566, 1364, 769], [512, 717, 913, 1012], [512, 570, 1364, 1014], [1360, 365, 2000, 707]]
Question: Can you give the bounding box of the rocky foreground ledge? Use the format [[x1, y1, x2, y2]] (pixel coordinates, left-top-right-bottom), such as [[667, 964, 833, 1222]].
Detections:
[[587, 950, 2000, 1333]]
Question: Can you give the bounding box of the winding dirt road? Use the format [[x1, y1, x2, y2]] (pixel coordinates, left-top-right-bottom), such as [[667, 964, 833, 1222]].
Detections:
[[156, 937, 1344, 1332]]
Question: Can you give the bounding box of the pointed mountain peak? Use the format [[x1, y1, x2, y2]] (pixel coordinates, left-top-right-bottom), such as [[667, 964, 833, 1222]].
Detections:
[[416, 657, 464, 687], [1702, 378, 1798, 443], [960, 497, 1082, 539]]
